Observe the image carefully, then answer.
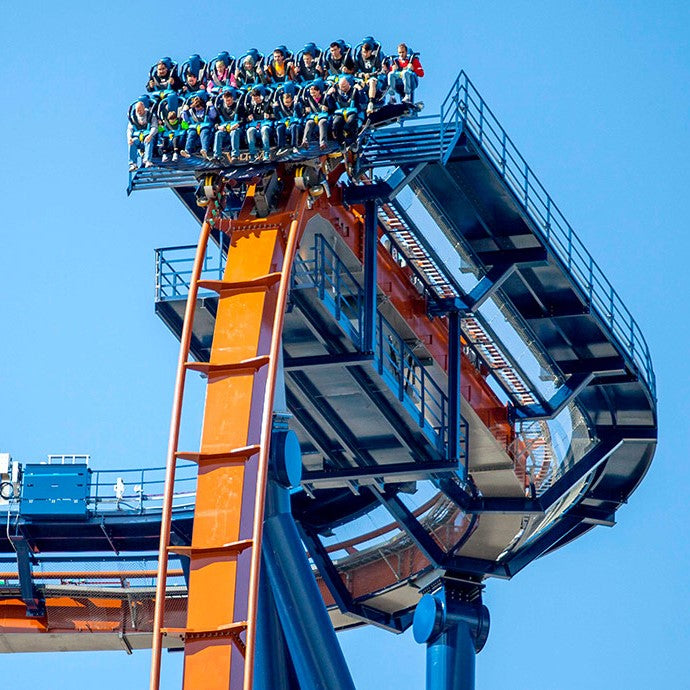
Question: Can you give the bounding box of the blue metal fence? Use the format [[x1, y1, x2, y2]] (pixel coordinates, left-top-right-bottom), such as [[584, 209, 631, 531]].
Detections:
[[440, 71, 656, 397], [155, 242, 225, 300], [1, 461, 197, 517], [88, 462, 197, 514], [298, 235, 468, 461]]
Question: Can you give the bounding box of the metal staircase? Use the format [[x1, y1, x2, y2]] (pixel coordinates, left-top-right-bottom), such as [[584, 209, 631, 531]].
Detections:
[[360, 120, 458, 168]]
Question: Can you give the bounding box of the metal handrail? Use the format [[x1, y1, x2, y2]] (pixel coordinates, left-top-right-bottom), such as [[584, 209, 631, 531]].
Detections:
[[439, 71, 655, 397], [309, 235, 468, 462], [88, 463, 197, 514], [2, 462, 198, 517], [155, 244, 224, 300]]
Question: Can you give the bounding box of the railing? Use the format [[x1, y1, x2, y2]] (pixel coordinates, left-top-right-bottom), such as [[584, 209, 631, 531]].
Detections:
[[1, 462, 198, 516], [300, 235, 365, 347], [46, 454, 90, 465], [439, 71, 656, 397], [88, 462, 197, 515], [306, 235, 467, 461], [155, 242, 225, 300]]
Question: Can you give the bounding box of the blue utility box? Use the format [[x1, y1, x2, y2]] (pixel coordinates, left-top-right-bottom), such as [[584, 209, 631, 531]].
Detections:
[[20, 464, 91, 519]]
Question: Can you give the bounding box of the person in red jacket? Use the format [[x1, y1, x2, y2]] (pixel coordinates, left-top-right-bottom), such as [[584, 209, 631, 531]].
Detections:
[[387, 43, 424, 104]]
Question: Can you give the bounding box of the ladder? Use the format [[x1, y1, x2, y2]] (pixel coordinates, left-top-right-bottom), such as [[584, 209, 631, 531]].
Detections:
[[149, 183, 309, 690]]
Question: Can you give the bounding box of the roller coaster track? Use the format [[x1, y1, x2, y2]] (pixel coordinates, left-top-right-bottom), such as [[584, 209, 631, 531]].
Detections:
[[0, 69, 657, 690]]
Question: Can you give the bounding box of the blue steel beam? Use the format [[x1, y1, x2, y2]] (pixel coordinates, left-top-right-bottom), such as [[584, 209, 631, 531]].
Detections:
[[538, 433, 623, 510], [299, 523, 411, 633], [301, 459, 462, 486], [283, 353, 374, 370], [254, 556, 298, 690], [446, 310, 464, 468], [362, 198, 378, 353], [263, 479, 356, 690], [13, 537, 45, 617], [373, 491, 446, 568], [463, 263, 515, 312], [516, 371, 594, 420], [384, 164, 428, 200], [413, 579, 490, 690]]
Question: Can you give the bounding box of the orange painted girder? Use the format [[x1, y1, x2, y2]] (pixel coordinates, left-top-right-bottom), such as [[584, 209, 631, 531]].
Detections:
[[182, 184, 309, 690]]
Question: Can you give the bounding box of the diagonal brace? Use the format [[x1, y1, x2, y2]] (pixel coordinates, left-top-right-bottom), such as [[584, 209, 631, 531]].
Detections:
[[464, 263, 516, 312], [516, 372, 594, 420], [14, 538, 45, 617]]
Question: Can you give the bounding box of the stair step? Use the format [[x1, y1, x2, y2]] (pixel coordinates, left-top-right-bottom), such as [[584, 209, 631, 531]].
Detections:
[[167, 539, 253, 558], [185, 355, 270, 377], [176, 444, 261, 464], [197, 272, 282, 295]]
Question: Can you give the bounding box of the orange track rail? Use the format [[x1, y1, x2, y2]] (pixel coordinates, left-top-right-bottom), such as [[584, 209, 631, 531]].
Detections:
[[150, 180, 309, 690]]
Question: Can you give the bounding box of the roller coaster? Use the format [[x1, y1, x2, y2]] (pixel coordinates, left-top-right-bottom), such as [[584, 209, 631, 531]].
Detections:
[[0, 71, 657, 690]]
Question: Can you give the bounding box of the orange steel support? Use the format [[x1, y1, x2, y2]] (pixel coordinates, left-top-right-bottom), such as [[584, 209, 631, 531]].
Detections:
[[0, 570, 183, 580], [0, 592, 187, 638], [169, 182, 309, 690]]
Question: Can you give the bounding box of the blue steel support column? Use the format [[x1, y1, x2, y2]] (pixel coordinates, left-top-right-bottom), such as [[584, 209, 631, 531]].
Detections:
[[362, 198, 378, 353], [14, 537, 45, 617], [413, 581, 489, 690], [254, 552, 299, 690], [447, 309, 463, 470], [262, 428, 356, 690]]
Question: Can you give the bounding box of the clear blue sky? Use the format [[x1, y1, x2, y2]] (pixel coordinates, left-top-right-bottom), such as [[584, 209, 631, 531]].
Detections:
[[1, 2, 689, 688]]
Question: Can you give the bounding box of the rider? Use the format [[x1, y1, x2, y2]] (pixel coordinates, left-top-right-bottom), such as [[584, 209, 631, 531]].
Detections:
[[244, 86, 273, 161], [146, 57, 182, 95], [263, 45, 296, 84], [206, 52, 237, 96], [157, 94, 185, 162], [213, 87, 246, 162], [235, 49, 264, 88], [180, 54, 208, 95], [387, 43, 424, 104], [273, 83, 304, 154], [318, 40, 355, 78], [329, 75, 367, 147], [301, 78, 332, 150], [181, 91, 216, 159], [294, 43, 321, 84], [353, 37, 388, 115], [127, 96, 157, 170]]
